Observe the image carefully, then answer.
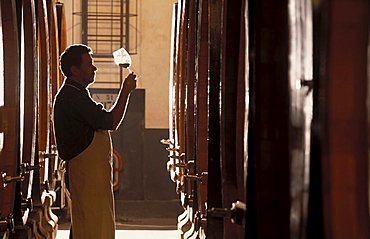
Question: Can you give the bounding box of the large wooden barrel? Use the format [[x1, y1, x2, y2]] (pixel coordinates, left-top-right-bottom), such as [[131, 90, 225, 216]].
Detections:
[[48, 0, 60, 102], [193, 0, 208, 237], [309, 0, 370, 238], [206, 1, 247, 239], [0, 0, 21, 236], [166, 0, 188, 213], [56, 2, 67, 85], [47, 0, 60, 194], [0, 0, 63, 237], [165, 1, 369, 239], [182, 0, 198, 238], [218, 0, 246, 238], [166, 1, 248, 238], [0, 1, 45, 237], [173, 0, 190, 235], [37, 0, 51, 186], [20, 0, 38, 205], [206, 0, 224, 237], [0, 0, 20, 212], [247, 0, 312, 238], [167, 1, 202, 237], [14, 0, 39, 228], [248, 0, 290, 236], [167, 2, 178, 184], [176, 0, 187, 194]]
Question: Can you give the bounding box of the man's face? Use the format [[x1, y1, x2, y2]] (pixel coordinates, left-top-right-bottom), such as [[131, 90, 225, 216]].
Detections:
[[77, 53, 98, 87]]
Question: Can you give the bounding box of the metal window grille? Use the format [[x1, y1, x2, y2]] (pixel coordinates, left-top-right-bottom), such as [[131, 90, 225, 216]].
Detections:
[[72, 0, 138, 87]]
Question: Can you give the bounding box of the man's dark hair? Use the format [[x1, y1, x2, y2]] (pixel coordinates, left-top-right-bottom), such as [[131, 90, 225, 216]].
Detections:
[[60, 44, 93, 77]]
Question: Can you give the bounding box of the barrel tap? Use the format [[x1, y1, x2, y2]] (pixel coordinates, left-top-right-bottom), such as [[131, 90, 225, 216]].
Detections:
[[208, 201, 246, 225], [1, 172, 24, 188]]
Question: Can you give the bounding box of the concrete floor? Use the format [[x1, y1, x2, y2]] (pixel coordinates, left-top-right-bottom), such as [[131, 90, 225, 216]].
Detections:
[[56, 229, 180, 239], [56, 199, 182, 238]]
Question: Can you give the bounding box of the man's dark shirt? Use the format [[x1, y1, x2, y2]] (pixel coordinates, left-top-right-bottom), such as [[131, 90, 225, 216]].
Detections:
[[53, 78, 113, 161]]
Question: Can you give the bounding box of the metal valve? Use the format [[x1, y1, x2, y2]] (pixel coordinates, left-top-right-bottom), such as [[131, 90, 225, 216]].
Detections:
[[166, 152, 185, 174], [54, 160, 66, 180], [167, 162, 188, 173], [300, 78, 313, 87], [184, 172, 208, 183], [0, 214, 14, 233], [160, 139, 174, 146], [174, 162, 187, 168], [20, 162, 41, 175], [21, 198, 33, 212], [40, 151, 58, 159], [208, 201, 246, 225], [167, 158, 192, 169], [167, 161, 175, 172], [1, 172, 24, 188], [168, 153, 186, 160], [230, 201, 246, 225], [180, 192, 194, 207], [166, 147, 180, 153], [195, 210, 207, 229], [184, 174, 202, 181], [300, 78, 313, 95]]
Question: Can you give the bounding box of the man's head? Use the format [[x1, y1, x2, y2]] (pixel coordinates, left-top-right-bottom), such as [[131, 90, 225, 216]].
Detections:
[[60, 44, 98, 87]]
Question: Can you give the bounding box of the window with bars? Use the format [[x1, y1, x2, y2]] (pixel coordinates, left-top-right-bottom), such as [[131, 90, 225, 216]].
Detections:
[[75, 0, 138, 87]]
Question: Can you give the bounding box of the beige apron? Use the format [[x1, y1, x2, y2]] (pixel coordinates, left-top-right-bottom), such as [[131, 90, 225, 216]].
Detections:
[[68, 131, 115, 239]]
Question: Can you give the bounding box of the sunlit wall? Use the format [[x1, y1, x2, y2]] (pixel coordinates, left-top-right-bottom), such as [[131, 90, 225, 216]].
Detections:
[[62, 0, 175, 129]]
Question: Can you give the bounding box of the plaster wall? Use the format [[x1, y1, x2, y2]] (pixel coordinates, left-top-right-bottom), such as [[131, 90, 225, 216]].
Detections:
[[62, 0, 175, 129]]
